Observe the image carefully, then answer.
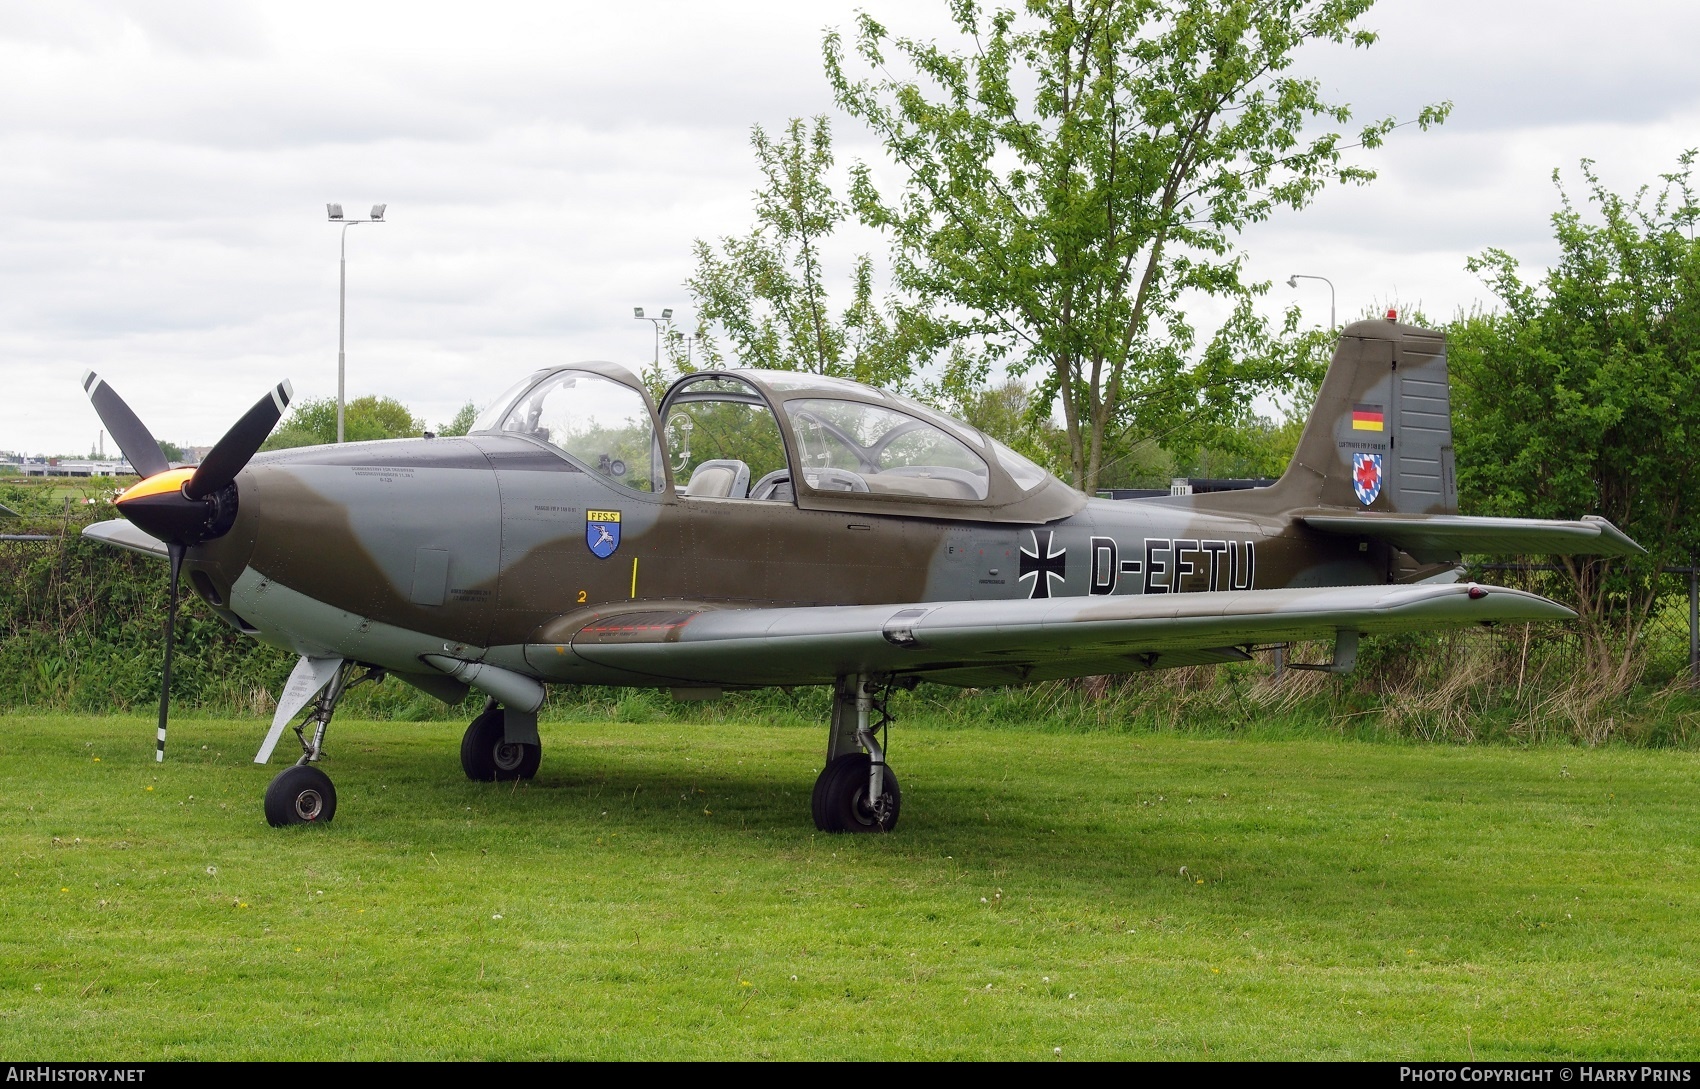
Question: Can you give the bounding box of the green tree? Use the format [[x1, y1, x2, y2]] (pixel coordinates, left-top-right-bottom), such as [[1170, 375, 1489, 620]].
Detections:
[[951, 379, 1070, 473], [1449, 152, 1700, 688], [437, 402, 478, 437], [826, 0, 1447, 492], [262, 396, 424, 450], [686, 116, 938, 391]]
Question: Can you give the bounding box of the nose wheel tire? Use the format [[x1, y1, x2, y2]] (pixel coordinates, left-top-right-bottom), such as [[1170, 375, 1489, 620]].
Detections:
[[460, 706, 541, 782], [264, 765, 338, 827], [811, 752, 901, 833]]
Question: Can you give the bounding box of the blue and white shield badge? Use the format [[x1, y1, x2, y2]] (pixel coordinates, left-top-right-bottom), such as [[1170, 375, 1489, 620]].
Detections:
[[586, 509, 621, 558], [1352, 453, 1383, 506]]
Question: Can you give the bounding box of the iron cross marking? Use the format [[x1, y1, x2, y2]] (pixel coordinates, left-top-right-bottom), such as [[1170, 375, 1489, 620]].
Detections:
[[1018, 529, 1067, 599]]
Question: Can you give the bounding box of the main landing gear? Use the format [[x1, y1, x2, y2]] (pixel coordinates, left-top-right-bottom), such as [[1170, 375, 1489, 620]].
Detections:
[[264, 661, 383, 827], [812, 675, 902, 833], [460, 698, 542, 782]]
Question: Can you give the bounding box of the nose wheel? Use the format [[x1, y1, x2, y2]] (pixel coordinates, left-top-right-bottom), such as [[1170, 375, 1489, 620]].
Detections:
[[460, 704, 542, 781], [260, 660, 379, 828], [264, 765, 338, 826]]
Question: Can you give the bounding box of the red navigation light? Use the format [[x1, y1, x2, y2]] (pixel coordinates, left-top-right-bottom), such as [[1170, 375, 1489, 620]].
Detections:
[[1386, 307, 1398, 322]]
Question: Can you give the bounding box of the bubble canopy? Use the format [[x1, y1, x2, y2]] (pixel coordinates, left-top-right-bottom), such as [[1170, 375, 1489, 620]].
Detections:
[[660, 368, 1085, 523], [474, 362, 1085, 523]]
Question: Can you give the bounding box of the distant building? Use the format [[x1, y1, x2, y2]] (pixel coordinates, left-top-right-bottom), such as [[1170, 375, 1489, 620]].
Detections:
[[19, 458, 131, 478]]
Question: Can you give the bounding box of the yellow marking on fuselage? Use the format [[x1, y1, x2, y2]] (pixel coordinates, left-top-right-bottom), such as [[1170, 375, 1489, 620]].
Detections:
[[587, 509, 621, 522], [631, 556, 638, 598], [117, 467, 195, 503]]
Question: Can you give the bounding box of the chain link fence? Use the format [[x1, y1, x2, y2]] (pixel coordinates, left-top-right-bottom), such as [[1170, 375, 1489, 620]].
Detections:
[[1462, 563, 1698, 689], [1266, 564, 1699, 696]]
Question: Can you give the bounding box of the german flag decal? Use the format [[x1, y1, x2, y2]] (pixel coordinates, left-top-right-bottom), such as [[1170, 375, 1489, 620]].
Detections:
[[1351, 403, 1385, 431]]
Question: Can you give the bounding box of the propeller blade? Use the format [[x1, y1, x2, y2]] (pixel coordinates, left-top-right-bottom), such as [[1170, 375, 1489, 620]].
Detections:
[[155, 544, 185, 763], [81, 372, 170, 479], [185, 380, 293, 500]]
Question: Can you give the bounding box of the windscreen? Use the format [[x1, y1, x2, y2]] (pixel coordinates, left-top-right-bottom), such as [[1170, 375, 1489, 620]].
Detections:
[[498, 371, 659, 491]]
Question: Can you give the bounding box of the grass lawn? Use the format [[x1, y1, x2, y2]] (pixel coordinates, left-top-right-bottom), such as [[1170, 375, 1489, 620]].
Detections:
[[0, 712, 1696, 1060]]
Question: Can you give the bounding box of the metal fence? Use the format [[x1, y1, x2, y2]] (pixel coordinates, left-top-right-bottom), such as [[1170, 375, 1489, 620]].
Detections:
[[1268, 564, 1699, 691], [1469, 563, 1699, 688]]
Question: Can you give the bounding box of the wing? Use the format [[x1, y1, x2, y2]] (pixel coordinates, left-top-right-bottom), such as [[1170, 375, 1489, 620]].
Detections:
[[1300, 512, 1642, 563], [83, 518, 171, 559], [548, 582, 1572, 688]]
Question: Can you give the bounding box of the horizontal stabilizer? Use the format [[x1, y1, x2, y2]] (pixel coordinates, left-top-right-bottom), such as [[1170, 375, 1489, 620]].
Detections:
[[1300, 512, 1643, 563], [545, 581, 1574, 688], [83, 518, 170, 559]]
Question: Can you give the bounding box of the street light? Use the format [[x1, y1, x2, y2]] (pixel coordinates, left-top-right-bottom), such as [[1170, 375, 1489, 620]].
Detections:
[[327, 203, 388, 442], [634, 306, 674, 367], [1286, 273, 1336, 330]]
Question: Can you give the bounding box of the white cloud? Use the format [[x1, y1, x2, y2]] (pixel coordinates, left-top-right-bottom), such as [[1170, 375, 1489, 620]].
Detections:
[[2, 0, 1696, 454]]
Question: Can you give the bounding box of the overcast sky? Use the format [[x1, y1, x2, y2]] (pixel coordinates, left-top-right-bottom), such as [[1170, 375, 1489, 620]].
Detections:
[[4, 0, 1698, 456]]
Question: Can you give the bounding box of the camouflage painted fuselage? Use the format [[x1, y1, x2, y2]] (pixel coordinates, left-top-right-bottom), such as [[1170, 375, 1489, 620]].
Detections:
[[177, 318, 1468, 693]]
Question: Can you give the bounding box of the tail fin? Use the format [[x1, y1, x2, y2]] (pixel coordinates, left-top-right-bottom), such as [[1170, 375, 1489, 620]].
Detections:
[[1176, 316, 1644, 561], [1259, 315, 1458, 514]]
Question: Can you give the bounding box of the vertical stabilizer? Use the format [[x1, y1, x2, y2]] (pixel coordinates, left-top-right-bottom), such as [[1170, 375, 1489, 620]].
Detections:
[[1263, 316, 1458, 514]]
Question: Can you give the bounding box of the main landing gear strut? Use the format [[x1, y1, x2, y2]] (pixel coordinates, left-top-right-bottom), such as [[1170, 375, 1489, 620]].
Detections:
[[812, 674, 902, 833], [263, 661, 384, 827]]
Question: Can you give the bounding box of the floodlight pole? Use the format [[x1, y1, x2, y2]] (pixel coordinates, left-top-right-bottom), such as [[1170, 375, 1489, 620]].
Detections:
[[1287, 273, 1336, 330], [329, 205, 386, 443], [634, 306, 674, 368]]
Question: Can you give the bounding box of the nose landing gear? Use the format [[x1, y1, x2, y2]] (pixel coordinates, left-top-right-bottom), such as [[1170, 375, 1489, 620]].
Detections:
[[262, 660, 382, 827]]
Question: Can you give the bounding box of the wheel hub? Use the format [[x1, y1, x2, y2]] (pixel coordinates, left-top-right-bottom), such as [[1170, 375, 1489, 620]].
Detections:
[[294, 789, 324, 821]]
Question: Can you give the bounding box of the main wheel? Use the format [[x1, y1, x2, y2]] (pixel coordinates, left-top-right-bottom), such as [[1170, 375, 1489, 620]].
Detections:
[[811, 752, 901, 833], [460, 706, 541, 782], [264, 765, 337, 827]]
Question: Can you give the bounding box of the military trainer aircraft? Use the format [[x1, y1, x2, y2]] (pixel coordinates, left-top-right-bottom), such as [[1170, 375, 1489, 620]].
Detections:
[[81, 314, 1641, 830]]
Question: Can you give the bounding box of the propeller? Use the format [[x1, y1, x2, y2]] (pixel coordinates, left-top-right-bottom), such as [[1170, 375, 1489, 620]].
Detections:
[[82, 372, 170, 480], [81, 373, 292, 761]]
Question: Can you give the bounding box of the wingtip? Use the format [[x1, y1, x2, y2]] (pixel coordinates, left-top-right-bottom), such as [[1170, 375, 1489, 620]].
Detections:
[[1581, 515, 1647, 555]]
